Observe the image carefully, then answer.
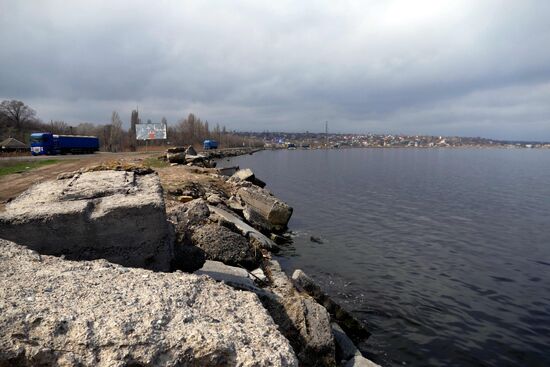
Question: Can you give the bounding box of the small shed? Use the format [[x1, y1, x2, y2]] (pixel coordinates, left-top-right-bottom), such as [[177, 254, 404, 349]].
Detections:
[[0, 137, 28, 152]]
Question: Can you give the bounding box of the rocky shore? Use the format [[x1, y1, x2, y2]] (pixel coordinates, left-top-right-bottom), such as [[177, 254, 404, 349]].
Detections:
[[0, 148, 379, 367]]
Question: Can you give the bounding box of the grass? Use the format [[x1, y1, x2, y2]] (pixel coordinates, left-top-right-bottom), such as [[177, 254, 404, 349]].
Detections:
[[142, 156, 170, 169], [0, 159, 60, 177]]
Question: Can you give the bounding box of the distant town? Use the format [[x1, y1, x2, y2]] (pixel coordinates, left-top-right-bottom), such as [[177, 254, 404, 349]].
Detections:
[[234, 131, 550, 149]]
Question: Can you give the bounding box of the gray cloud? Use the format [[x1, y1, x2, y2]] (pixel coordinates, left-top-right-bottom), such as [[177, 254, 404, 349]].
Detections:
[[1, 0, 549, 140]]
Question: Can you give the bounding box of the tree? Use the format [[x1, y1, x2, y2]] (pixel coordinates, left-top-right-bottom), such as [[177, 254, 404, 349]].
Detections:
[[0, 100, 36, 130], [109, 111, 123, 152]]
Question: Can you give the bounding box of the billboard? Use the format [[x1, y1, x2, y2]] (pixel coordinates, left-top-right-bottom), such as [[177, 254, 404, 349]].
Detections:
[[136, 123, 167, 140]]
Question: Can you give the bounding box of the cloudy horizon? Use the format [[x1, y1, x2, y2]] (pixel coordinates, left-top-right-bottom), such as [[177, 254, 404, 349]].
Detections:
[[1, 1, 549, 141]]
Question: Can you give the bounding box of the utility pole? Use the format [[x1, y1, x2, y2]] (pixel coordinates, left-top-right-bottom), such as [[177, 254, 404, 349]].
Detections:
[[325, 121, 328, 148]]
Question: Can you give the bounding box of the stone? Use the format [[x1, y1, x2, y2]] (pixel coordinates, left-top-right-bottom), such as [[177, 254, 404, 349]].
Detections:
[[238, 186, 293, 232], [191, 224, 261, 270], [185, 145, 197, 156], [345, 355, 381, 367], [229, 168, 266, 188], [332, 322, 360, 361], [206, 193, 223, 205], [208, 205, 280, 252], [292, 269, 371, 342], [195, 260, 257, 291], [0, 239, 298, 367], [250, 267, 267, 282], [217, 166, 240, 177], [166, 151, 186, 164], [0, 170, 173, 272], [263, 260, 336, 366], [167, 198, 210, 229], [171, 244, 206, 273]]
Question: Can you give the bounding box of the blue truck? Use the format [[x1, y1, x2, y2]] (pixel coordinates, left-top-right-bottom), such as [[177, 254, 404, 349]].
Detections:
[[203, 140, 218, 150], [30, 132, 100, 155]]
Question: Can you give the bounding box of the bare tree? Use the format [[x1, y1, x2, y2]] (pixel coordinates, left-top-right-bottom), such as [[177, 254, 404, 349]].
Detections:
[[109, 111, 123, 152], [0, 100, 36, 130]]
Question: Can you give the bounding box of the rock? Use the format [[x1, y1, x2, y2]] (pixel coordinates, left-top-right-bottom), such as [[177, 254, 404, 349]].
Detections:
[[332, 322, 360, 361], [217, 166, 239, 177], [166, 151, 186, 164], [171, 244, 206, 273], [208, 205, 280, 252], [166, 146, 186, 153], [250, 267, 267, 282], [229, 168, 267, 188], [185, 145, 197, 156], [206, 193, 223, 205], [263, 260, 336, 366], [195, 260, 258, 291], [167, 199, 210, 233], [238, 186, 293, 232], [345, 355, 381, 367], [0, 239, 298, 367], [0, 170, 173, 272], [191, 224, 261, 269], [310, 236, 323, 244], [292, 270, 371, 342]]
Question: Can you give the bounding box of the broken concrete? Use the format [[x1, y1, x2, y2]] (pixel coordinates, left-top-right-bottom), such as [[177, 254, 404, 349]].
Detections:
[[208, 205, 280, 252], [263, 260, 336, 367], [229, 168, 266, 188], [0, 239, 298, 367], [238, 186, 293, 232], [292, 269, 371, 342], [195, 260, 258, 291], [0, 170, 173, 272]]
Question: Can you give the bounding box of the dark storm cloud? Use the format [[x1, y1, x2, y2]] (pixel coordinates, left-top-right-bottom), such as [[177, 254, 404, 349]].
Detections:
[[1, 0, 549, 140]]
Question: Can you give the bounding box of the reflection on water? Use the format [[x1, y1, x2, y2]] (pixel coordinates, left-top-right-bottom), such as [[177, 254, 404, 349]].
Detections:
[[222, 148, 550, 367]]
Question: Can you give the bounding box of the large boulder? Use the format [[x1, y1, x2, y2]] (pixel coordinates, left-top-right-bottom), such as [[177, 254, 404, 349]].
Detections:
[[191, 224, 261, 270], [0, 239, 298, 367], [0, 170, 173, 272], [237, 186, 293, 233]]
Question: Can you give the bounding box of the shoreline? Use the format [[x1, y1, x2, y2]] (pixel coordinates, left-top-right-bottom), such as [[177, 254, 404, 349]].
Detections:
[[0, 146, 378, 366]]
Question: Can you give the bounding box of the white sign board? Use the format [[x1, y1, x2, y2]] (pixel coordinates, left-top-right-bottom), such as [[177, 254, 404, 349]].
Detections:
[[136, 123, 167, 140]]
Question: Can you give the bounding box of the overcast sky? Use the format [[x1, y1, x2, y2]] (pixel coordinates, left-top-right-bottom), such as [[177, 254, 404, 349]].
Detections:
[[1, 1, 549, 140]]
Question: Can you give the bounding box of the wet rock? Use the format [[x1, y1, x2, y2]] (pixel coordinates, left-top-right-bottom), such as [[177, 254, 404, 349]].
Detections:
[[0, 239, 298, 367], [292, 269, 371, 342], [0, 170, 173, 272], [310, 236, 323, 244], [238, 186, 293, 232], [332, 322, 360, 361], [191, 224, 261, 269]]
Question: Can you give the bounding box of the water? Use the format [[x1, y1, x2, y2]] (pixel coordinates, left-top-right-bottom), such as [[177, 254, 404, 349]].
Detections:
[[221, 148, 550, 367]]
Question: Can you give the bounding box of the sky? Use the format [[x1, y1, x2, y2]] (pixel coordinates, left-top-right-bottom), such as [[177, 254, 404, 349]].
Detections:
[[1, 0, 549, 141]]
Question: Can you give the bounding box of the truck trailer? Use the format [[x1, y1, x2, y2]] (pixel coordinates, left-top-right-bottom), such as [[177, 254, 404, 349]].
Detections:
[[30, 132, 100, 155]]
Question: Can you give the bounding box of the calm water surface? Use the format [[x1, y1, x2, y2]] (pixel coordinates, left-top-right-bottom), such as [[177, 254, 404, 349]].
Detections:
[[222, 148, 550, 367]]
